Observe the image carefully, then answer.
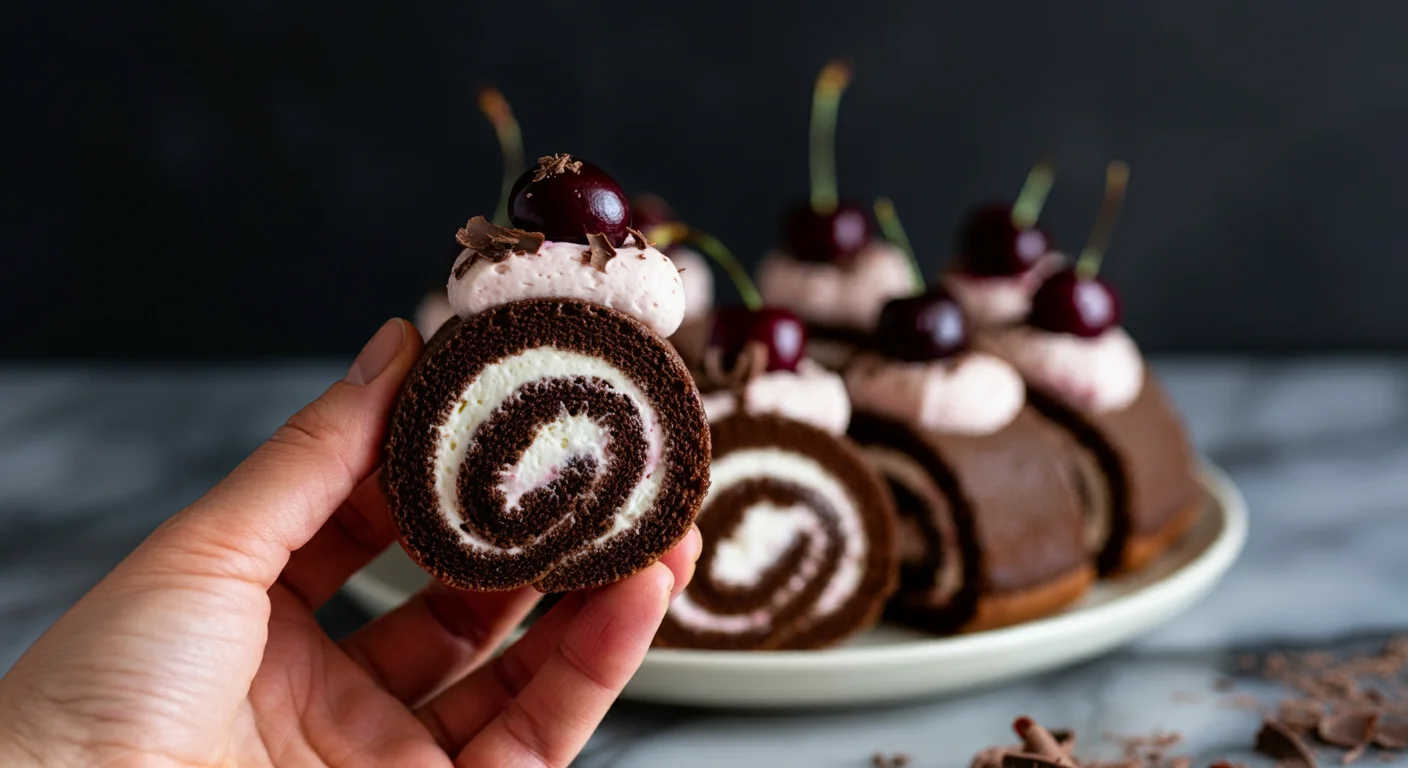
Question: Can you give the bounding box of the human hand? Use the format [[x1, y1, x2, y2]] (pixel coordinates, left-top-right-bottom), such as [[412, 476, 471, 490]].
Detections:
[[0, 318, 701, 767]]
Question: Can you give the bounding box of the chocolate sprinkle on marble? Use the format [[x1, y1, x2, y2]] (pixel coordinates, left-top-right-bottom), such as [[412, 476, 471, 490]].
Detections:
[[453, 216, 544, 278], [582, 233, 617, 272], [1256, 718, 1318, 768], [1004, 754, 1067, 768], [627, 226, 653, 250], [533, 152, 583, 181]]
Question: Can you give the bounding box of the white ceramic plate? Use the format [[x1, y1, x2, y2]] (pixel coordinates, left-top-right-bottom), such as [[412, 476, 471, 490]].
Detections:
[[344, 461, 1247, 709]]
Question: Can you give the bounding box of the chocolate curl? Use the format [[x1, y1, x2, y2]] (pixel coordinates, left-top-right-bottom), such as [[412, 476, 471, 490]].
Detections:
[[1013, 717, 1077, 767], [701, 341, 769, 391]]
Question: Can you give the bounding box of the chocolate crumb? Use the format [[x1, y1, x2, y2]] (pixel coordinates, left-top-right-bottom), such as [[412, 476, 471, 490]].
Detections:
[[1280, 700, 1325, 732], [582, 233, 617, 272], [1209, 762, 1247, 768], [1256, 718, 1319, 768], [1002, 753, 1065, 768], [532, 153, 583, 181], [871, 753, 910, 768], [452, 216, 544, 277], [1318, 711, 1378, 749], [626, 226, 653, 250], [637, 253, 646, 260], [677, 267, 686, 273], [1373, 719, 1408, 750]]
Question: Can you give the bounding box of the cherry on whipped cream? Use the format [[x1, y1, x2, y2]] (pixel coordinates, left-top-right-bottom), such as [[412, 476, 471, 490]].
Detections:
[[1026, 267, 1122, 338], [954, 202, 1051, 278], [875, 288, 971, 362], [784, 198, 876, 267], [708, 306, 809, 373], [508, 154, 632, 246]]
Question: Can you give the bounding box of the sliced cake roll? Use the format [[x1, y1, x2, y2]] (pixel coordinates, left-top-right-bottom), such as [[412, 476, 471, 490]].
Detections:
[[383, 156, 710, 592], [845, 290, 1095, 634], [655, 306, 898, 649]]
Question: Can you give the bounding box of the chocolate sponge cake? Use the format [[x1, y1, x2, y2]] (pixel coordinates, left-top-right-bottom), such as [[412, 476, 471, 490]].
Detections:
[[385, 298, 710, 592], [384, 155, 710, 592], [655, 413, 897, 650], [849, 407, 1094, 634]]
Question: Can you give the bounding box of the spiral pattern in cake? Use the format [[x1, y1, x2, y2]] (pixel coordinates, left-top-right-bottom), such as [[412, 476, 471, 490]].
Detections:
[[384, 298, 710, 592], [655, 414, 896, 650]]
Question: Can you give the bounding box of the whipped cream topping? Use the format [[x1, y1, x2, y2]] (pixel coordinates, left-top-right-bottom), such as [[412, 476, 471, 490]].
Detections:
[[699, 359, 851, 435], [434, 347, 664, 552], [669, 246, 713, 319], [845, 351, 1025, 435], [667, 447, 865, 633], [986, 326, 1145, 413], [757, 240, 917, 331], [449, 240, 687, 337], [414, 291, 455, 340], [943, 251, 1065, 327]]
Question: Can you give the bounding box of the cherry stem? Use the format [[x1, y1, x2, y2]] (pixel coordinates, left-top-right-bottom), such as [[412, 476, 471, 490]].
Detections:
[[1075, 161, 1130, 279], [648, 223, 763, 311], [809, 59, 852, 213], [477, 86, 524, 228], [874, 198, 925, 292], [1011, 159, 1055, 229]]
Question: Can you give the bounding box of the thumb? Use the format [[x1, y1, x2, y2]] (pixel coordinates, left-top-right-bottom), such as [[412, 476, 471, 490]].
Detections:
[[143, 318, 423, 587]]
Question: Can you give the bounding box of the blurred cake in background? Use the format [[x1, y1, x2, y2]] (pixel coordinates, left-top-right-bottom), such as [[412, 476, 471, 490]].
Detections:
[[631, 194, 715, 367]]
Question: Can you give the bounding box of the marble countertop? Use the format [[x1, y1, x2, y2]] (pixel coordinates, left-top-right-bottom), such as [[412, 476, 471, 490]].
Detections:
[[2, 358, 1406, 766]]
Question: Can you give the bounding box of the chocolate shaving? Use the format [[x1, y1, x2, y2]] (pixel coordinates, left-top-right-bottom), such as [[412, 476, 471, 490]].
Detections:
[[581, 233, 617, 272], [1280, 700, 1326, 732], [1256, 719, 1318, 768], [1373, 720, 1408, 750], [626, 226, 653, 250], [871, 753, 910, 768], [1014, 717, 1077, 766], [1003, 753, 1066, 768], [532, 153, 583, 181], [452, 216, 544, 278], [1318, 711, 1378, 749]]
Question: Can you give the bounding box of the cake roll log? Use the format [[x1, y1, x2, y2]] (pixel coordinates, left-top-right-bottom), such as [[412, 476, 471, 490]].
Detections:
[[1026, 371, 1202, 574], [384, 297, 710, 592], [655, 414, 897, 650], [850, 408, 1095, 634]]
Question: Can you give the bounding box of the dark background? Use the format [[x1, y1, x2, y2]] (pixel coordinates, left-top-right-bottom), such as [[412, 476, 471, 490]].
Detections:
[[6, 0, 1408, 359]]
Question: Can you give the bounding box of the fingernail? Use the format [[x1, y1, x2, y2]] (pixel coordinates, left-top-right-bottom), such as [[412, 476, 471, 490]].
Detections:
[[687, 525, 703, 563], [344, 319, 406, 386]]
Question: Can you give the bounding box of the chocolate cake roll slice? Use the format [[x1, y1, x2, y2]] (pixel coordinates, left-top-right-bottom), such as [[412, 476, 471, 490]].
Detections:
[[655, 413, 896, 650], [385, 298, 710, 592], [849, 408, 1094, 634]]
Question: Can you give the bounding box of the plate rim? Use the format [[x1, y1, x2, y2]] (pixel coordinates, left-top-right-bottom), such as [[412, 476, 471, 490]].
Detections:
[[344, 459, 1246, 669]]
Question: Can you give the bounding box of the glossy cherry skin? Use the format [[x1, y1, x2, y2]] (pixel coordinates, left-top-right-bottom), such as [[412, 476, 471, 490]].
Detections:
[[708, 306, 808, 373], [874, 289, 970, 362], [954, 202, 1051, 277], [508, 158, 632, 246], [1027, 267, 1122, 338], [784, 198, 874, 266], [630, 193, 675, 232]]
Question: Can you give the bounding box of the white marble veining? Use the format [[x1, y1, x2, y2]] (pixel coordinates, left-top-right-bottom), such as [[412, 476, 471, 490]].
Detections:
[[1, 359, 1406, 767]]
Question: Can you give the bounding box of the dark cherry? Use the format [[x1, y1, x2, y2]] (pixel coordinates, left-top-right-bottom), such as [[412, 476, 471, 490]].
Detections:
[[630, 193, 675, 232], [708, 306, 808, 373], [1027, 267, 1122, 338], [784, 198, 874, 266], [507, 157, 632, 246], [874, 289, 970, 362], [954, 202, 1051, 277]]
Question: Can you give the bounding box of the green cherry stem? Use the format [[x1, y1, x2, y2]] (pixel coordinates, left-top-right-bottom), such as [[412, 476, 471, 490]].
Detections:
[[1075, 161, 1130, 279], [477, 86, 525, 228], [1010, 159, 1056, 229], [648, 222, 763, 311], [873, 198, 925, 292], [809, 59, 853, 214]]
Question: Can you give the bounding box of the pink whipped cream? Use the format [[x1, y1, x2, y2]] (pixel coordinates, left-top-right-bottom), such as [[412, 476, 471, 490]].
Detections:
[[700, 359, 851, 435], [413, 291, 455, 340], [448, 240, 687, 338], [943, 251, 1065, 327], [987, 326, 1145, 413], [757, 241, 916, 331], [669, 247, 713, 320], [845, 352, 1025, 435]]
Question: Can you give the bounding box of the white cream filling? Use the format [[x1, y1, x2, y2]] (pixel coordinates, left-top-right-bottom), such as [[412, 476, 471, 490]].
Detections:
[[711, 501, 825, 586], [434, 347, 663, 553], [667, 448, 865, 633], [498, 414, 608, 513]]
